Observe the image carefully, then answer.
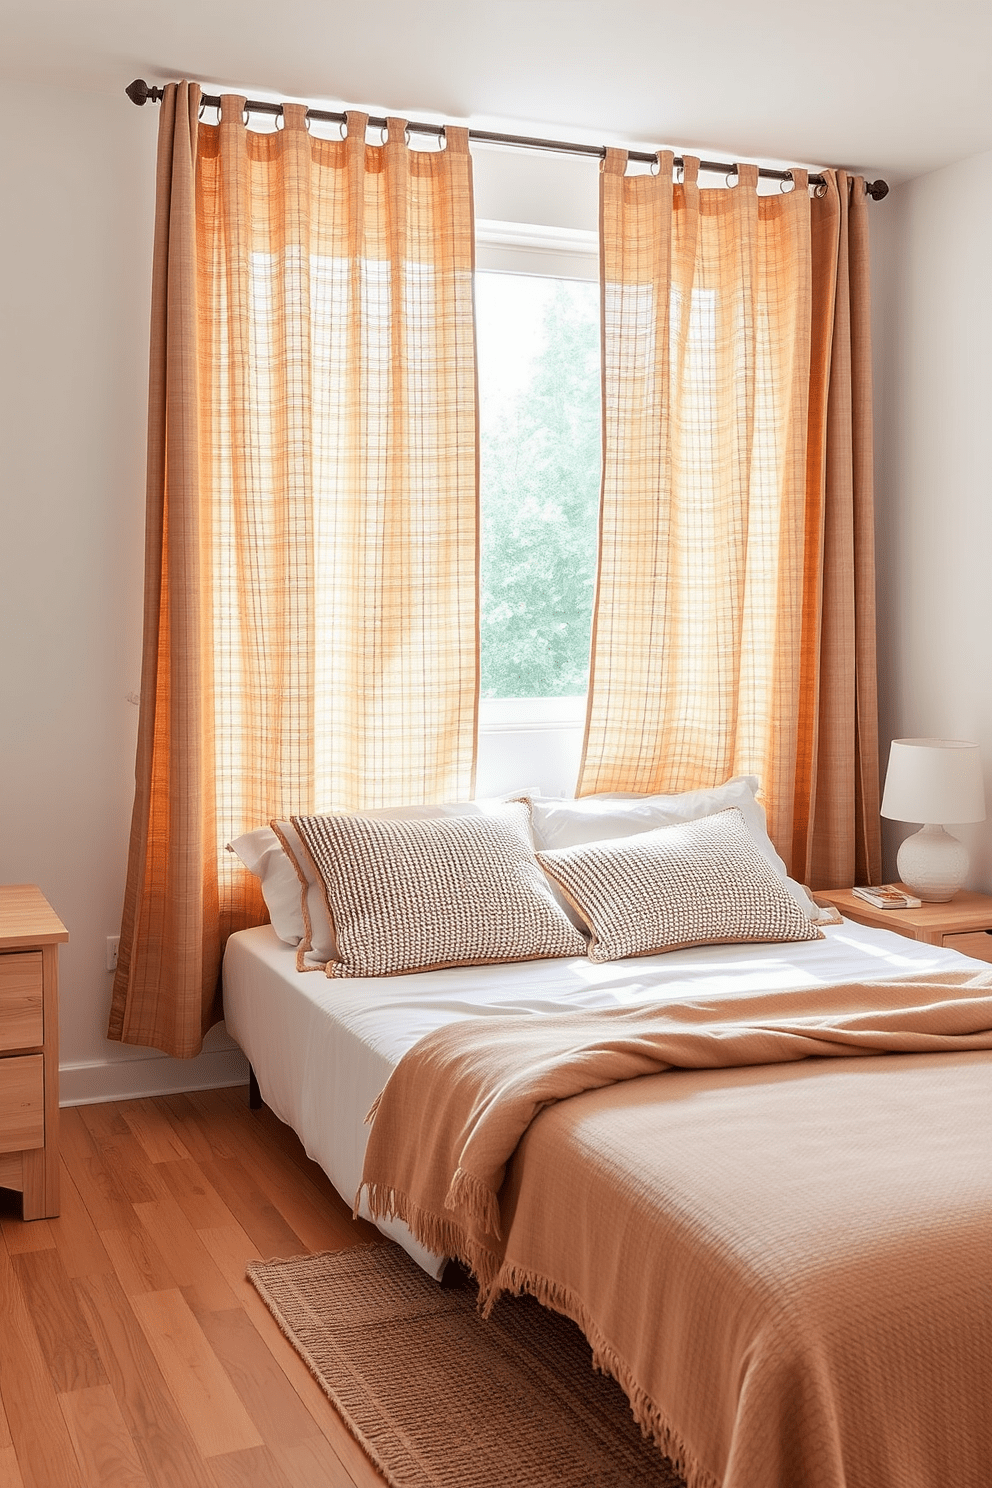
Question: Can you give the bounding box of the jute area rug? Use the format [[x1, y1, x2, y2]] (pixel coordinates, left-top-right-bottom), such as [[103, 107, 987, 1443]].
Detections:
[[247, 1243, 687, 1488]]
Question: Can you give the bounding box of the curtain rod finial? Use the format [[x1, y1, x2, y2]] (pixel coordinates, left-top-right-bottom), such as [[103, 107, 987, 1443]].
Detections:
[[865, 179, 889, 200], [126, 79, 164, 106]]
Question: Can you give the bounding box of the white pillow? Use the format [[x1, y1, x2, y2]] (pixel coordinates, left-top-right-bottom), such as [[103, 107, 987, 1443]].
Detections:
[[227, 826, 305, 944], [271, 818, 340, 966], [273, 791, 543, 971], [520, 777, 820, 923]]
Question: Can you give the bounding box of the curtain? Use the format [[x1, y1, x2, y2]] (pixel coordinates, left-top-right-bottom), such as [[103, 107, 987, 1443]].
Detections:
[[110, 83, 479, 1057], [578, 151, 880, 888]]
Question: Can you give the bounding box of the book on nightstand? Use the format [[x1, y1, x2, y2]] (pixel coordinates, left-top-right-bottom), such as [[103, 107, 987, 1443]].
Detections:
[[851, 884, 922, 909]]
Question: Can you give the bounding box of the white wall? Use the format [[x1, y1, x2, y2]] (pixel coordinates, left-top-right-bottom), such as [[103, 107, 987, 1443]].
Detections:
[[0, 82, 247, 1102], [472, 141, 598, 231], [871, 150, 992, 889]]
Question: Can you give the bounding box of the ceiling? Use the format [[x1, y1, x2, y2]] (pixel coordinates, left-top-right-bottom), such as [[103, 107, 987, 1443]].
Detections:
[[4, 0, 990, 185]]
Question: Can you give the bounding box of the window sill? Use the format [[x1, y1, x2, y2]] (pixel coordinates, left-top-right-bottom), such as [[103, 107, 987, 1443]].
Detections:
[[479, 697, 586, 732]]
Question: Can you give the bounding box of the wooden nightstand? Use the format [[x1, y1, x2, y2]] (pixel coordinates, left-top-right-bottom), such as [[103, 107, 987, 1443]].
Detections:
[[0, 885, 68, 1219], [816, 886, 992, 964]]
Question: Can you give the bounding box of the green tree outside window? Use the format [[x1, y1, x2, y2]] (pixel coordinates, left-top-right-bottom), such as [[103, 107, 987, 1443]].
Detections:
[[477, 273, 601, 699]]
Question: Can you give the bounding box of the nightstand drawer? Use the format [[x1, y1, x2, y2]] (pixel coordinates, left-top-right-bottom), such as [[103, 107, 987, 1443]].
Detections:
[[0, 1054, 45, 1153], [942, 930, 992, 965], [0, 951, 43, 1051]]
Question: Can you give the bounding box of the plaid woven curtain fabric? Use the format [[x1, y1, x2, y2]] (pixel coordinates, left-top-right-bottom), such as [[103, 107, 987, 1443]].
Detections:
[[111, 83, 479, 1056], [578, 151, 880, 888]]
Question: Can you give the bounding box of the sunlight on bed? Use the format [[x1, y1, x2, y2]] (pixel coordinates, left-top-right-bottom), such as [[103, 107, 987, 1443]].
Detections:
[[829, 931, 944, 971]]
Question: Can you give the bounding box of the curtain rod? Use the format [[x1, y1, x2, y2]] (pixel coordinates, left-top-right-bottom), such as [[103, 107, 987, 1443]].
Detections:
[[125, 80, 890, 201]]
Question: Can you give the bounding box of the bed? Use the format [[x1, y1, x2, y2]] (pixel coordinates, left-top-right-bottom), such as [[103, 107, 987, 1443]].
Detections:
[[222, 911, 975, 1269], [222, 783, 992, 1487], [223, 911, 992, 1488]]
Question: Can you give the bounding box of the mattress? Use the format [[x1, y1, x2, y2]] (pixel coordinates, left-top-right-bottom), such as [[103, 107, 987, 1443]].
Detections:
[[221, 915, 976, 1277]]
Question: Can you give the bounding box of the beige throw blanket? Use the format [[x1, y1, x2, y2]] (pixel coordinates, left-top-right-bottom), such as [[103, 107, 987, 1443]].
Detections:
[[360, 969, 992, 1488]]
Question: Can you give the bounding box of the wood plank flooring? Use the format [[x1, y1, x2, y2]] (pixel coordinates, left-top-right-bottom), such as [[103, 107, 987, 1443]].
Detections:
[[0, 1088, 390, 1488]]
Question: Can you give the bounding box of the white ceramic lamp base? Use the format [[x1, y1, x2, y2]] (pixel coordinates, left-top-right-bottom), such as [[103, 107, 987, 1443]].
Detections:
[[895, 824, 969, 903]]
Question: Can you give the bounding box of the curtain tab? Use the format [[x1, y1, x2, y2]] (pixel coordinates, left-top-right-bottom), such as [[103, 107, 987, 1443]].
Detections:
[[218, 94, 248, 130], [442, 125, 469, 155], [344, 111, 369, 144], [790, 168, 809, 195], [738, 162, 759, 191], [385, 116, 408, 147], [654, 149, 674, 182], [602, 147, 628, 176], [817, 169, 838, 202], [282, 103, 308, 132], [681, 156, 700, 186]]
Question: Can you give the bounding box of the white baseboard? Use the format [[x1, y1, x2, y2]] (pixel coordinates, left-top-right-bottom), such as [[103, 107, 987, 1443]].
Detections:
[[59, 1048, 250, 1106]]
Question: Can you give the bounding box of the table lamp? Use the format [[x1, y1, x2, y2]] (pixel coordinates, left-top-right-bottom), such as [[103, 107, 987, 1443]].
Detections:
[[880, 738, 986, 902]]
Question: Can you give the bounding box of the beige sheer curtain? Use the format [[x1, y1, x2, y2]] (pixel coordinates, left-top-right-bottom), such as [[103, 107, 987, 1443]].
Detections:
[[578, 151, 880, 888], [110, 83, 479, 1057]]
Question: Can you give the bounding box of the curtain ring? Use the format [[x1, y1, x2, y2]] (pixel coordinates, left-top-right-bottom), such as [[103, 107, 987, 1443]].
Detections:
[[404, 124, 412, 146], [380, 124, 389, 145], [779, 171, 794, 193], [338, 118, 347, 140], [242, 104, 250, 127], [813, 180, 828, 198], [675, 161, 684, 184], [725, 168, 739, 189], [650, 156, 661, 176]]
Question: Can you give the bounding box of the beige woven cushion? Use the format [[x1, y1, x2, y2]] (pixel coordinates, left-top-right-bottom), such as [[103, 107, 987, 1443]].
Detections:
[[520, 776, 821, 922], [273, 791, 541, 971], [537, 807, 823, 964], [291, 802, 587, 978]]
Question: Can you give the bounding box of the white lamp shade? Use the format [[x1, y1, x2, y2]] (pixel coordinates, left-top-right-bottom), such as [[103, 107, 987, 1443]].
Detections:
[[880, 738, 986, 825]]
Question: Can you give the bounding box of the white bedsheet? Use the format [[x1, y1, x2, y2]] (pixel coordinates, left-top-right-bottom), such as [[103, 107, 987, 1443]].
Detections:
[[222, 918, 979, 1277]]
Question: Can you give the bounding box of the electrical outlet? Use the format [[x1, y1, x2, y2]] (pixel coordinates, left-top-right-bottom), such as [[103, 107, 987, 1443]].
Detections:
[[106, 935, 120, 973]]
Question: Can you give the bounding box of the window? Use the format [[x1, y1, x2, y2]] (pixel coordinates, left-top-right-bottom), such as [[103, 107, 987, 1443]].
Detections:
[[477, 269, 600, 702], [474, 222, 600, 728]]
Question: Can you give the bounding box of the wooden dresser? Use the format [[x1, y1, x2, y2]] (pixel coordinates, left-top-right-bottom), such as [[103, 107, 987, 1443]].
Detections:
[[0, 885, 68, 1219]]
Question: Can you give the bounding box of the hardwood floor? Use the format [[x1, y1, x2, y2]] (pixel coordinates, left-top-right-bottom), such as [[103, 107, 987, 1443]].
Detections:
[[0, 1088, 391, 1488]]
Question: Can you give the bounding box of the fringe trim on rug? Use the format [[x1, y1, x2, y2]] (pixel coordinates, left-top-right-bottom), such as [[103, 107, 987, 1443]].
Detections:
[[492, 1262, 721, 1488]]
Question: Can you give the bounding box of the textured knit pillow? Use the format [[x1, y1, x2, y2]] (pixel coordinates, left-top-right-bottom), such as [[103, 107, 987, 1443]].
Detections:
[[537, 807, 822, 964], [291, 802, 587, 978], [274, 791, 542, 971], [521, 776, 821, 922]]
